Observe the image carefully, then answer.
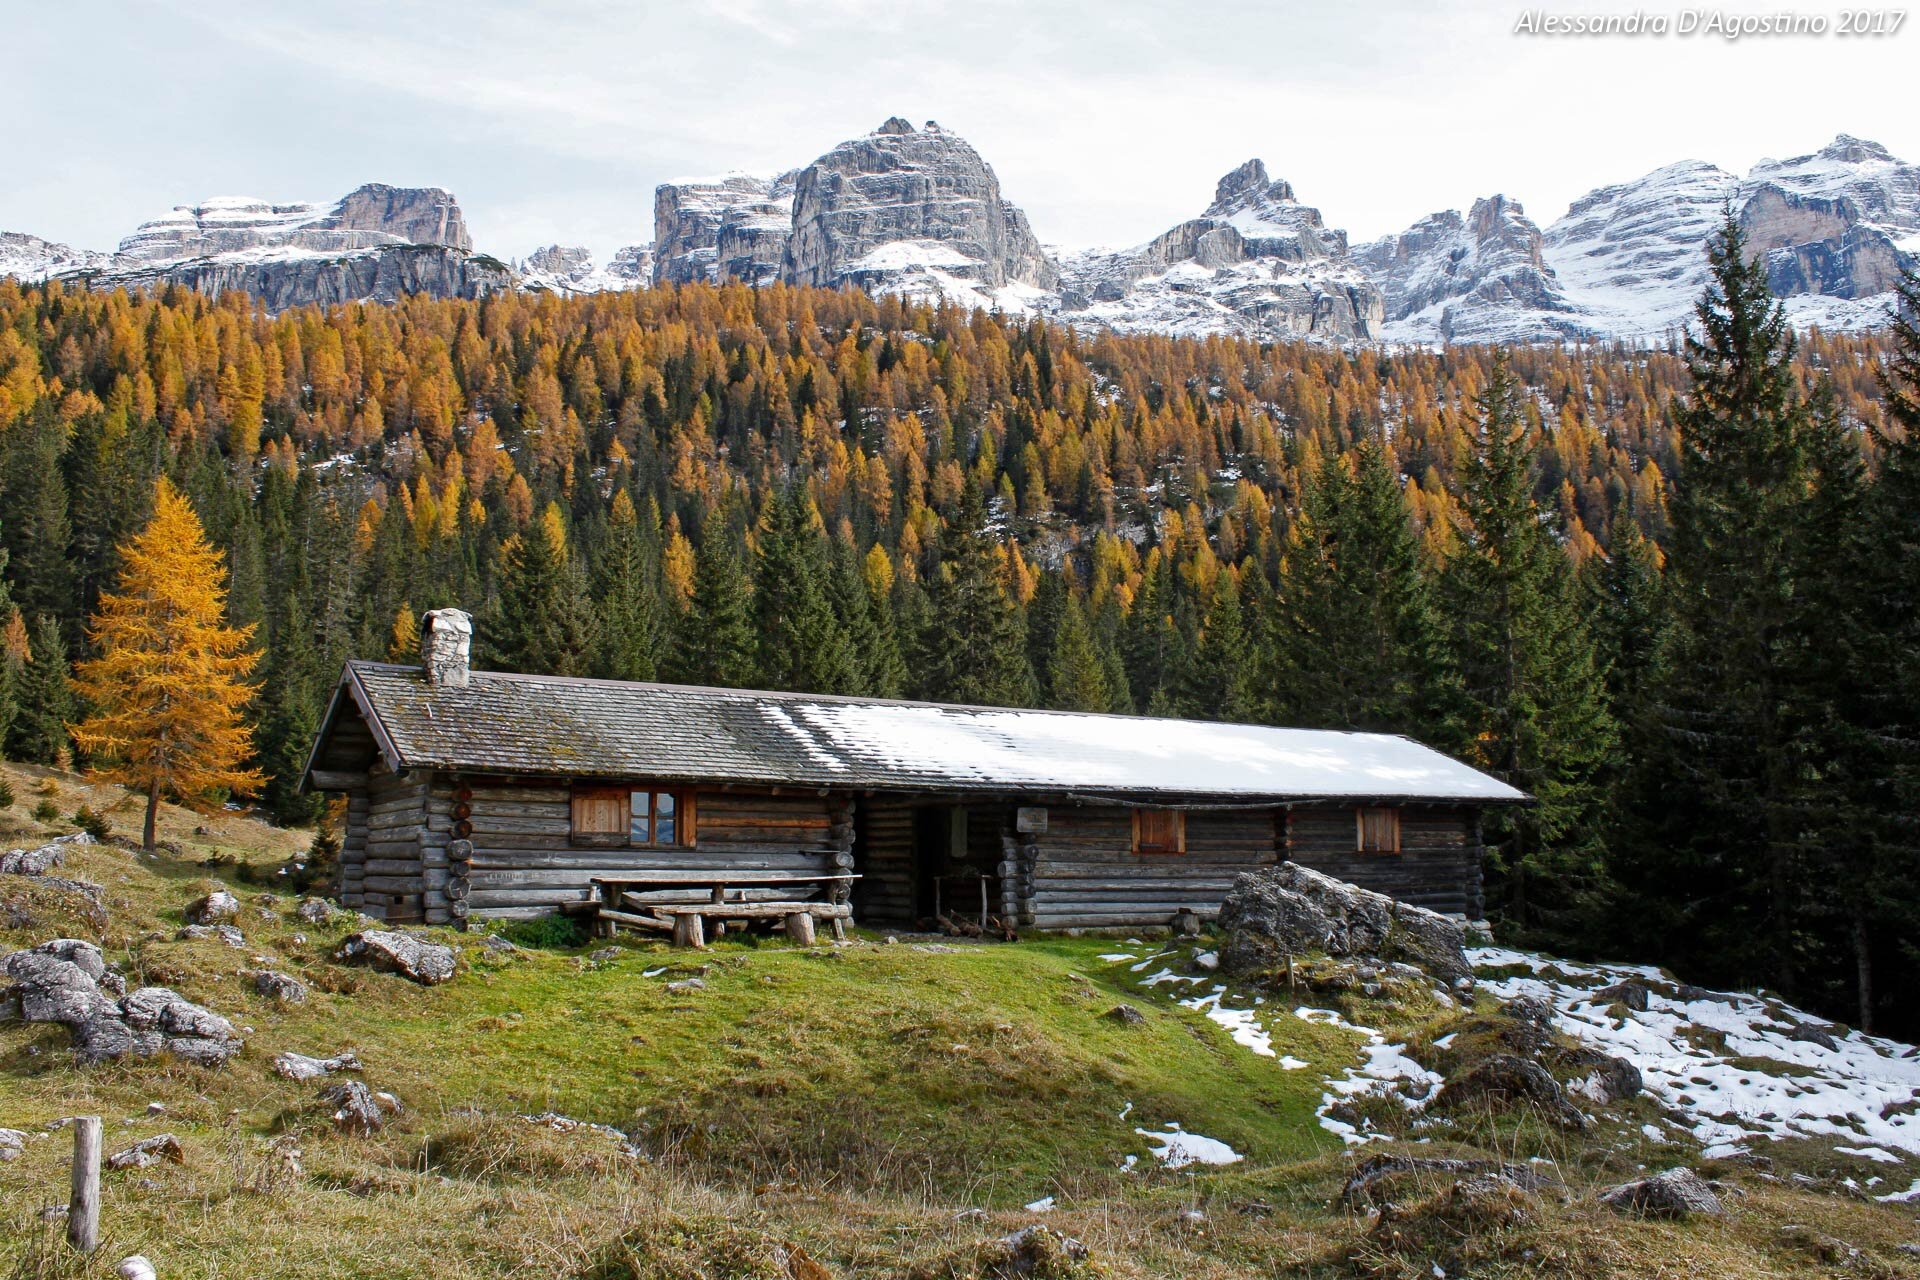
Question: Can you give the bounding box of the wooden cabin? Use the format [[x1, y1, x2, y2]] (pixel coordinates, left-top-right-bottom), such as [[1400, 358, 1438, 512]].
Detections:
[[300, 609, 1529, 932]]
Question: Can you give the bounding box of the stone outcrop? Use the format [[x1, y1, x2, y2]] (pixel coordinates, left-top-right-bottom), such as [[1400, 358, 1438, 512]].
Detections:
[[1057, 159, 1382, 343], [784, 118, 1058, 294], [652, 172, 797, 286], [273, 1049, 362, 1081], [517, 243, 653, 295], [1433, 1052, 1589, 1130], [98, 243, 509, 312], [336, 930, 456, 985], [1216, 861, 1471, 983], [0, 938, 241, 1066], [0, 231, 109, 282], [186, 889, 240, 925], [1356, 195, 1589, 343], [0, 832, 93, 876], [1597, 1167, 1727, 1218]]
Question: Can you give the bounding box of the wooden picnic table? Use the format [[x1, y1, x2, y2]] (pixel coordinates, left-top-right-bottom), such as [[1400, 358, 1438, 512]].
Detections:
[[589, 870, 860, 947]]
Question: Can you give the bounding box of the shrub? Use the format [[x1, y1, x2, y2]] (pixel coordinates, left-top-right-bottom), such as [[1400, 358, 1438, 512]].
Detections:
[[0, 779, 14, 809], [72, 806, 110, 840], [32, 799, 59, 824], [501, 915, 589, 950]]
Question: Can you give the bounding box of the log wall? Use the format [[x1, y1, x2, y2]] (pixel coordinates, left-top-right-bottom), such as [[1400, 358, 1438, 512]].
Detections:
[[358, 771, 432, 923], [1285, 804, 1482, 917], [854, 797, 916, 924], [1022, 806, 1279, 930], [461, 781, 846, 919]]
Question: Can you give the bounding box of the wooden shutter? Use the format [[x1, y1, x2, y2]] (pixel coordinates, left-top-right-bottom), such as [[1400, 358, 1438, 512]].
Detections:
[[1133, 808, 1185, 855], [571, 787, 627, 842], [1356, 807, 1401, 854], [680, 791, 697, 847]]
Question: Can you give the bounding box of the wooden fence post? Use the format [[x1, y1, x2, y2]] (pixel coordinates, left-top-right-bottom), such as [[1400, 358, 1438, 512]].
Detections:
[[68, 1115, 101, 1252]]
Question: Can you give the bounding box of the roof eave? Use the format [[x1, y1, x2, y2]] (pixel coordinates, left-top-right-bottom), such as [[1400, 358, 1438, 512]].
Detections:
[[298, 665, 409, 793]]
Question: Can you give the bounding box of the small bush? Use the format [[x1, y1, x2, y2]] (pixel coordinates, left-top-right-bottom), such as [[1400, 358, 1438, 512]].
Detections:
[[31, 799, 58, 824], [0, 779, 13, 809], [500, 915, 589, 950], [71, 806, 110, 840]]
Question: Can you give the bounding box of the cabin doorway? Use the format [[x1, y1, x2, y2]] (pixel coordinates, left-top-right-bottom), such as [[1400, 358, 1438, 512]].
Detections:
[[911, 803, 1005, 928]]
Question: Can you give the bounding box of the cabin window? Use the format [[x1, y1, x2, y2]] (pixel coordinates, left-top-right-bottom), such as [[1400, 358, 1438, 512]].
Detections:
[[1132, 808, 1186, 855], [570, 786, 695, 848], [1356, 806, 1401, 854]]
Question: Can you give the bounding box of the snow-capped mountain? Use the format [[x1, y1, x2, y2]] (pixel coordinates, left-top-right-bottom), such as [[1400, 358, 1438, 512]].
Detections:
[[1056, 160, 1382, 343], [1356, 196, 1589, 344], [516, 243, 652, 296], [5, 129, 1919, 341]]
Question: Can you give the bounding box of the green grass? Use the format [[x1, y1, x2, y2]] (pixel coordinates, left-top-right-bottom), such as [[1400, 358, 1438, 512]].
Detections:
[[6, 761, 1920, 1279]]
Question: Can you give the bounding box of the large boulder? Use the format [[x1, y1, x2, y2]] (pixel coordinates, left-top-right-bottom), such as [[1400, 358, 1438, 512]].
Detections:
[[336, 931, 456, 985], [185, 889, 241, 925], [0, 939, 241, 1066], [1217, 862, 1471, 984], [0, 832, 94, 876], [1433, 1052, 1588, 1130]]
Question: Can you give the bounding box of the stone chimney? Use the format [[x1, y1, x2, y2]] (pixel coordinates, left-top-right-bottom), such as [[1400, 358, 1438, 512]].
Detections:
[[421, 608, 472, 689]]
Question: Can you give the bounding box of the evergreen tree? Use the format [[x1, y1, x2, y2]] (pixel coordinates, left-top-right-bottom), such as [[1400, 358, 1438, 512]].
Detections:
[[1266, 441, 1458, 742], [1587, 519, 1666, 720], [924, 478, 1035, 707], [752, 485, 857, 694], [256, 578, 326, 826], [1124, 549, 1190, 715], [1025, 568, 1068, 701], [0, 534, 16, 752], [1190, 573, 1256, 722], [594, 490, 664, 682], [1444, 355, 1617, 941], [72, 479, 262, 849], [1621, 212, 1816, 994], [488, 507, 598, 676], [855, 545, 908, 699], [8, 614, 75, 766], [667, 528, 756, 688], [1045, 592, 1111, 712], [1, 406, 75, 632]]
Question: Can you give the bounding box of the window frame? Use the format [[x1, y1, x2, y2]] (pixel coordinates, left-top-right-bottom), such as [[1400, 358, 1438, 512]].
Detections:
[[1355, 806, 1402, 855], [1131, 807, 1187, 856], [569, 784, 697, 849]]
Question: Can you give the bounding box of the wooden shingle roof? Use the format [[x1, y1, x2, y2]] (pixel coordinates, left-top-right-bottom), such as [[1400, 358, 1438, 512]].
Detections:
[[304, 660, 1529, 806]]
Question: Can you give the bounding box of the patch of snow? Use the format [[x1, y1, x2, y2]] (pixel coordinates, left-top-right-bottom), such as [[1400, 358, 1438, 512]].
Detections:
[[1296, 1006, 1444, 1145], [1024, 1196, 1055, 1212], [1136, 1123, 1243, 1169]]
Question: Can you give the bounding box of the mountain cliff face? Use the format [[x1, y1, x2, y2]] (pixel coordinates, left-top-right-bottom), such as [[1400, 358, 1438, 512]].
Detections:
[[783, 117, 1057, 295], [652, 172, 796, 286], [1056, 160, 1383, 342], [0, 231, 108, 281], [1356, 195, 1588, 343], [517, 243, 652, 295]]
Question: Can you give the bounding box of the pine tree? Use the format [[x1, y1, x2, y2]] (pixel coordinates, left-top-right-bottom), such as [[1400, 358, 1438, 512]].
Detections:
[[924, 478, 1035, 707], [1443, 354, 1617, 941], [489, 506, 598, 676], [1266, 441, 1459, 742], [1191, 573, 1256, 722], [0, 534, 17, 753], [1124, 549, 1191, 715], [594, 490, 663, 682], [667, 528, 756, 688], [1623, 212, 1816, 993], [752, 486, 856, 693], [0, 405, 75, 632], [72, 479, 262, 850], [1045, 591, 1110, 712], [8, 615, 75, 766]]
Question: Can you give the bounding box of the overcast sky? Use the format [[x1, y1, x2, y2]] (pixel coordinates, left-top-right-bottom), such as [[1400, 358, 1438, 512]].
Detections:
[[5, 0, 1912, 262]]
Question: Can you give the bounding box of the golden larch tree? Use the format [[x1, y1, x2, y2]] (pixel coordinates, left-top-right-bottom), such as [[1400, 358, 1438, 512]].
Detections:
[[73, 478, 262, 849]]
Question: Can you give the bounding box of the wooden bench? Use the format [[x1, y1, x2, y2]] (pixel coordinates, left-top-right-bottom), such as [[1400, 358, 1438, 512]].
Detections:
[[590, 871, 859, 947]]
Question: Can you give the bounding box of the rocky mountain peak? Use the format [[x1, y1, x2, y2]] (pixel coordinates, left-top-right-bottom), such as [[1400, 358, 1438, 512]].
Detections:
[[1208, 160, 1296, 217], [876, 116, 916, 136]]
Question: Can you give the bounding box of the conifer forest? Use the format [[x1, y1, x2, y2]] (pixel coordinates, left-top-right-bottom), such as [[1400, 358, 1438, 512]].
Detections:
[[0, 219, 1915, 1037]]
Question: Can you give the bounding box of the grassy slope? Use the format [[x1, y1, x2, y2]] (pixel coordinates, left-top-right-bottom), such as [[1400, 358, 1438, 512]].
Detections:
[[2, 760, 1917, 1279]]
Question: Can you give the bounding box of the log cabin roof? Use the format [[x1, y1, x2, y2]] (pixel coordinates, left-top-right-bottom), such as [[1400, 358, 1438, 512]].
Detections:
[[303, 660, 1530, 806]]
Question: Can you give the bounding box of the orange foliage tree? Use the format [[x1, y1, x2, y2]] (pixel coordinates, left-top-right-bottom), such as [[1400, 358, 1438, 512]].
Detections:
[[73, 478, 262, 849]]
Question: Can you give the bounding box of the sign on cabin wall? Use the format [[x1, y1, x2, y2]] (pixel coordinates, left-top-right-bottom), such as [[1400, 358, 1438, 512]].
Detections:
[[1016, 806, 1048, 834]]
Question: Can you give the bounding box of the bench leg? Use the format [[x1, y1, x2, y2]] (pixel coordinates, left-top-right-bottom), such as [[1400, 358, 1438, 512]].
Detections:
[[672, 914, 707, 949], [829, 917, 846, 942], [785, 912, 817, 946]]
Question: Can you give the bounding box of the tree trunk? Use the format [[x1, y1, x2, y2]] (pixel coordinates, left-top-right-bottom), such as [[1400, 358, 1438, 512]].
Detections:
[[1852, 908, 1874, 1035], [143, 780, 160, 852]]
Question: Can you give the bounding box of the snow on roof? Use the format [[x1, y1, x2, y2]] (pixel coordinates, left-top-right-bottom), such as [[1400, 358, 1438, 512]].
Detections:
[[318, 661, 1528, 804]]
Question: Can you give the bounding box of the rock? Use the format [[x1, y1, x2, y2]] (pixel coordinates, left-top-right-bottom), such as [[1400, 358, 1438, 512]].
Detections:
[[0, 230, 110, 282], [185, 890, 241, 925], [272, 1049, 362, 1081], [1596, 980, 1651, 1011], [1338, 1153, 1556, 1207], [1434, 1053, 1588, 1130], [253, 971, 308, 1004], [984, 1225, 1089, 1274], [1104, 1004, 1146, 1025], [1789, 1023, 1840, 1051], [1216, 862, 1471, 984], [1598, 1167, 1727, 1219], [1445, 1172, 1540, 1227], [321, 1080, 385, 1135], [116, 1257, 157, 1280], [294, 897, 338, 925], [665, 978, 706, 994], [0, 940, 240, 1065], [0, 1128, 24, 1161], [653, 172, 798, 286], [479, 934, 517, 953], [176, 924, 245, 948], [516, 243, 652, 296], [587, 947, 621, 963], [336, 931, 456, 985], [0, 832, 94, 875], [1563, 1046, 1643, 1102], [784, 118, 1058, 295], [106, 1134, 183, 1170]]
